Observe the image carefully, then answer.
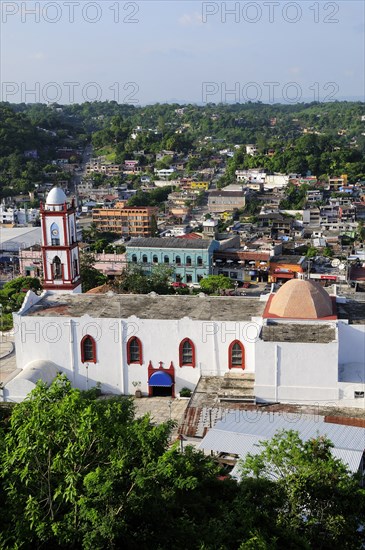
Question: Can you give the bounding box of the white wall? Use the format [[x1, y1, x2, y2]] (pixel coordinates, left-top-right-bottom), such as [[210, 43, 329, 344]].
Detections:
[[338, 322, 365, 365], [255, 339, 339, 404], [13, 314, 260, 397]]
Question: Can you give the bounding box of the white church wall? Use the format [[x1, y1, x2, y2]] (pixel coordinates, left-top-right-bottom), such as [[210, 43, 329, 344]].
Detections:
[[338, 322, 365, 365], [13, 313, 260, 398], [255, 340, 339, 404]]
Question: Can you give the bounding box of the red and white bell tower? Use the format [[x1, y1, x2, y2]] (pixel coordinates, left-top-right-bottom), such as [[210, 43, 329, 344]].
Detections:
[[40, 186, 82, 294]]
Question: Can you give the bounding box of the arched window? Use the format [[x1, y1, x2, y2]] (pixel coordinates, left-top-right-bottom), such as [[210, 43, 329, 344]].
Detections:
[[52, 256, 62, 280], [186, 256, 192, 266], [142, 254, 148, 263], [70, 221, 75, 243], [176, 255, 181, 265], [179, 338, 195, 368], [81, 335, 97, 363], [127, 336, 143, 365], [228, 340, 245, 370], [73, 258, 78, 277], [50, 222, 60, 246], [197, 256, 203, 266], [152, 255, 158, 264], [164, 255, 169, 264], [131, 254, 137, 263]]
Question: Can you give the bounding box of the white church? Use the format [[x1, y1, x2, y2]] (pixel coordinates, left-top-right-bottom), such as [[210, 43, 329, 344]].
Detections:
[[3, 187, 365, 408]]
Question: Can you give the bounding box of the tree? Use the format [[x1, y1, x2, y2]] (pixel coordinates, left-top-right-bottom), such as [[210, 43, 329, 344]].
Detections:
[[79, 253, 108, 292], [306, 246, 318, 258], [199, 275, 233, 294], [240, 430, 365, 549], [115, 264, 174, 295], [0, 375, 173, 548], [0, 276, 42, 328]]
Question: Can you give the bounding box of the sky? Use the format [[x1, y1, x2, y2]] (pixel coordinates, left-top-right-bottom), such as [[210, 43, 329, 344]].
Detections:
[[1, 0, 364, 105]]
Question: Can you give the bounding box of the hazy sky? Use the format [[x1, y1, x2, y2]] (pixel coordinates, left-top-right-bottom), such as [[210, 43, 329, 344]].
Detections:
[[1, 1, 364, 105]]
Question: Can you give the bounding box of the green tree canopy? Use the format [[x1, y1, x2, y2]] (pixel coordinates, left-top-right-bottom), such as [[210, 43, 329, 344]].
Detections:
[[199, 274, 234, 294], [240, 430, 365, 549]]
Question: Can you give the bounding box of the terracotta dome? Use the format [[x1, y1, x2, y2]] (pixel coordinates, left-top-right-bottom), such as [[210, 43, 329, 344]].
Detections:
[[267, 279, 333, 319]]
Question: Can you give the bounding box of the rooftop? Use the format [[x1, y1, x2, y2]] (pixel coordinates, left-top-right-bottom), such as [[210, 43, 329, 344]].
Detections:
[[127, 237, 214, 249], [24, 293, 265, 320], [261, 323, 336, 343], [270, 255, 305, 265]]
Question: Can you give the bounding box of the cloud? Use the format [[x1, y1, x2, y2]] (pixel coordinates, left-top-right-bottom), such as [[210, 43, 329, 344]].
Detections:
[[289, 67, 301, 75], [178, 12, 203, 26], [28, 52, 46, 61]]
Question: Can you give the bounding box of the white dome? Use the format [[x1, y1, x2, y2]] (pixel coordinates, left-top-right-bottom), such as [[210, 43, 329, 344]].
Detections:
[[46, 187, 67, 205]]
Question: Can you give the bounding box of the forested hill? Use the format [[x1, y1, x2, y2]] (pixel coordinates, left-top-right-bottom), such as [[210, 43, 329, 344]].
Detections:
[[1, 100, 365, 198]]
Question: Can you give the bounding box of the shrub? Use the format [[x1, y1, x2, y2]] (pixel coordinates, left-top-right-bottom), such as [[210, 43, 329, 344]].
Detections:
[[180, 387, 192, 398]]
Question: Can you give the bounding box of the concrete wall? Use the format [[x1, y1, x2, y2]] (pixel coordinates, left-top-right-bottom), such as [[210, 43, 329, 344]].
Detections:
[[338, 322, 365, 365], [255, 339, 339, 405], [13, 313, 259, 398]]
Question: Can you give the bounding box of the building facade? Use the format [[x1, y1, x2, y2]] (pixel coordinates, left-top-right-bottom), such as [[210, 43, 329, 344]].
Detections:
[[92, 204, 158, 238], [7, 280, 365, 409], [126, 237, 219, 283]]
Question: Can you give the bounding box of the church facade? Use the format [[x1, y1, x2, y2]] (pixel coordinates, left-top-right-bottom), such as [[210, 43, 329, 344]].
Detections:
[[4, 188, 365, 408]]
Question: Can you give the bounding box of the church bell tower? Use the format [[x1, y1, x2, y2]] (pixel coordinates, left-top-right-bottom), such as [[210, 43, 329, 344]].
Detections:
[[40, 186, 82, 294]]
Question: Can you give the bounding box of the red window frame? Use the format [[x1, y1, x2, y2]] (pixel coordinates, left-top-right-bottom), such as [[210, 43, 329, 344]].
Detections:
[[127, 336, 143, 365], [179, 338, 195, 368], [228, 340, 245, 370], [81, 334, 97, 364]]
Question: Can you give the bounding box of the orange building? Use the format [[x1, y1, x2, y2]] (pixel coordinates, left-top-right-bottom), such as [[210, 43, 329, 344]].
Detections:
[[92, 204, 158, 238], [269, 255, 307, 283]]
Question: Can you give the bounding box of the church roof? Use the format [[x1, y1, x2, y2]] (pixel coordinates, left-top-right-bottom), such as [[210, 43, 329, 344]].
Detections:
[[22, 293, 265, 321], [127, 237, 213, 249], [267, 279, 334, 319], [46, 186, 67, 205]]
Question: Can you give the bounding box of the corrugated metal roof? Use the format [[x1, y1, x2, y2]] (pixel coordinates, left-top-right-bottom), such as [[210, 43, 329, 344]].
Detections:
[[208, 412, 365, 452], [228, 448, 363, 480], [199, 430, 262, 456], [199, 412, 365, 476], [332, 449, 364, 473]]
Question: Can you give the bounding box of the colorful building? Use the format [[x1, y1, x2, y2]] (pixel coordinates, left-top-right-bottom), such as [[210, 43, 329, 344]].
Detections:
[[126, 237, 219, 284]]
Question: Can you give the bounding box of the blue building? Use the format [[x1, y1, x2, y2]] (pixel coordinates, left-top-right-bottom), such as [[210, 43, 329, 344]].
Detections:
[[126, 237, 219, 283]]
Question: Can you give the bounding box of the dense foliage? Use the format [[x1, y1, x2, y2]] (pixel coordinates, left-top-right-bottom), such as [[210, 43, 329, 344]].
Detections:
[[0, 276, 42, 330], [115, 264, 174, 294], [0, 377, 364, 549], [1, 100, 365, 201]]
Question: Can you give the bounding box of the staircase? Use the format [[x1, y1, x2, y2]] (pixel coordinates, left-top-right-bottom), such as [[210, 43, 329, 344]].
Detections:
[[219, 372, 255, 403], [178, 372, 256, 437]]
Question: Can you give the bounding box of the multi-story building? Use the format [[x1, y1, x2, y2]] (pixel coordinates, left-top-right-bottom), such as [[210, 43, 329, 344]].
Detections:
[[303, 208, 320, 227], [328, 175, 348, 191], [126, 237, 219, 284], [85, 158, 122, 177], [92, 204, 158, 238], [235, 169, 266, 184], [208, 190, 246, 213], [0, 205, 39, 225], [306, 189, 323, 203]]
